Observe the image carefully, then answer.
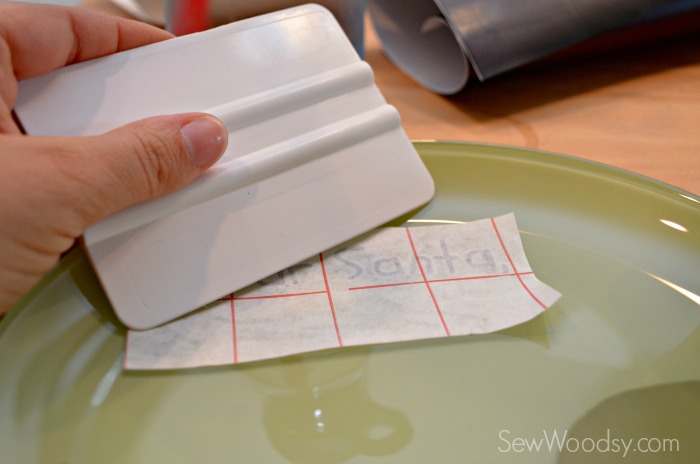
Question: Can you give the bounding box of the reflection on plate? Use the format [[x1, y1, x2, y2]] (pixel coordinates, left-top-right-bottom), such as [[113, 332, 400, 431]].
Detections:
[[1, 142, 699, 463]]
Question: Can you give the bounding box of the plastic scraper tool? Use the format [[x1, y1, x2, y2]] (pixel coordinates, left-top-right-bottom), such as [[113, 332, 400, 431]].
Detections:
[[14, 4, 435, 329]]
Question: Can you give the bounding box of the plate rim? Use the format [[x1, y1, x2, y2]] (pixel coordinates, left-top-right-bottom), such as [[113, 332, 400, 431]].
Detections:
[[412, 139, 700, 203]]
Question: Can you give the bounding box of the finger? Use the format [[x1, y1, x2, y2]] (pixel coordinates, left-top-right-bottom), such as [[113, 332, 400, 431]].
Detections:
[[0, 113, 226, 314], [1, 113, 227, 240], [0, 4, 173, 134], [3, 111, 228, 239], [67, 113, 229, 227], [0, 3, 172, 81], [0, 32, 19, 134]]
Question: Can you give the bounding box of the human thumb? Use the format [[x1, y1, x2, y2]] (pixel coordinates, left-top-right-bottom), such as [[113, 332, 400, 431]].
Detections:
[[0, 113, 226, 313], [66, 113, 228, 226]]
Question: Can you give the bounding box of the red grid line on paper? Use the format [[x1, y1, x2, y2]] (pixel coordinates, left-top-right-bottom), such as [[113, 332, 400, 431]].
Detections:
[[320, 252, 343, 347], [348, 271, 535, 291], [219, 253, 343, 363], [406, 228, 451, 336], [490, 217, 547, 310]]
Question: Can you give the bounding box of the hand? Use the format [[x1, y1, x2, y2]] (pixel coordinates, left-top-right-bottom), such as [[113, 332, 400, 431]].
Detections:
[[0, 4, 228, 315]]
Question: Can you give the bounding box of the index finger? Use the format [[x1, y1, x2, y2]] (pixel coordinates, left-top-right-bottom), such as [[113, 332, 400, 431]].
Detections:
[[0, 3, 173, 80]]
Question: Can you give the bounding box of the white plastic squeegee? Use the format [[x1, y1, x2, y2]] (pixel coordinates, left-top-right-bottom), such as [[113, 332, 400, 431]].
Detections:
[[14, 4, 435, 329]]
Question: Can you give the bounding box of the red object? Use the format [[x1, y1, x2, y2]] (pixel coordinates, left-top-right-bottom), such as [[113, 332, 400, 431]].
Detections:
[[171, 0, 210, 36]]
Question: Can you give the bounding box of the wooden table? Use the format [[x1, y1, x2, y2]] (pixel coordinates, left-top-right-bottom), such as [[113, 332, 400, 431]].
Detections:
[[82, 1, 700, 195]]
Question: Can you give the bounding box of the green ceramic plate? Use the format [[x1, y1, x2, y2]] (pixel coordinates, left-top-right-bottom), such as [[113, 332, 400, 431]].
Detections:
[[1, 142, 699, 464]]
